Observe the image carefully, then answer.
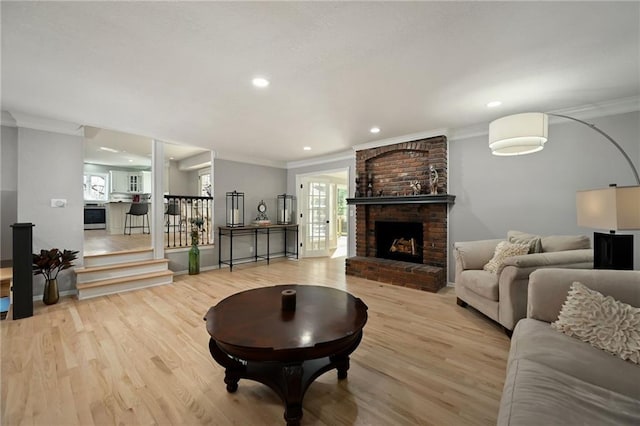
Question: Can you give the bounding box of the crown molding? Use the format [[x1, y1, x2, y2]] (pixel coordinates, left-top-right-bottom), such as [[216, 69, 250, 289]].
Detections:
[[215, 152, 287, 169], [1, 111, 17, 127], [8, 111, 83, 136], [449, 96, 640, 142], [549, 96, 639, 120], [286, 150, 354, 169], [351, 128, 450, 152]]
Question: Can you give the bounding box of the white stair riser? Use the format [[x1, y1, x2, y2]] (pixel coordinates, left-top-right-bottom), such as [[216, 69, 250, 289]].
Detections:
[[83, 251, 154, 268], [77, 276, 173, 300], [76, 262, 169, 284]]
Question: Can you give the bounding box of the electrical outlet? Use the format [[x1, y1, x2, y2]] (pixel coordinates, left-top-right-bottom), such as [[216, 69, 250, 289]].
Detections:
[[51, 199, 67, 208], [249, 246, 253, 253]]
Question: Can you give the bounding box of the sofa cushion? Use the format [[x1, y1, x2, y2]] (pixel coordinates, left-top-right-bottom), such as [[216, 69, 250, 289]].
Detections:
[[498, 358, 640, 426], [509, 319, 640, 399], [484, 241, 530, 274], [540, 234, 590, 252], [552, 281, 640, 364], [507, 230, 542, 254], [460, 270, 499, 301]]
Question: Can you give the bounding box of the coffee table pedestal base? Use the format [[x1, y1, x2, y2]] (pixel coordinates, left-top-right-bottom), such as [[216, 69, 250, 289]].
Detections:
[[208, 334, 361, 426]]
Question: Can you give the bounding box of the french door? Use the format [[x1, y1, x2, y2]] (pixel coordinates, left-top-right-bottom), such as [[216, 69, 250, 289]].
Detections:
[[300, 177, 331, 257]]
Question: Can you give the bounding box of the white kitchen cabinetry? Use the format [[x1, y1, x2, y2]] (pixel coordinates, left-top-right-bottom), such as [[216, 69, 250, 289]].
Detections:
[[141, 171, 152, 193], [110, 171, 129, 193], [110, 170, 148, 193]]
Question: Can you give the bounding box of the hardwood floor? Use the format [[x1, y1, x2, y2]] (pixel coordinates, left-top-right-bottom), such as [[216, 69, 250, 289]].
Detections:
[[1, 257, 510, 425]]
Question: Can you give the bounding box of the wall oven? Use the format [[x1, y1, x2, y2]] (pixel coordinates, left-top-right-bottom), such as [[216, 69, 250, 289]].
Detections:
[[84, 204, 106, 230]]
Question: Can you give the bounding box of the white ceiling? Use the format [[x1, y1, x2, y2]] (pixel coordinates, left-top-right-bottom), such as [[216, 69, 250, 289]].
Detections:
[[2, 2, 638, 167], [83, 126, 207, 168]]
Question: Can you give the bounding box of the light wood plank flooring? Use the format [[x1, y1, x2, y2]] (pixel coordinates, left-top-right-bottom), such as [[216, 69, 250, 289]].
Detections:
[[1, 257, 510, 425]]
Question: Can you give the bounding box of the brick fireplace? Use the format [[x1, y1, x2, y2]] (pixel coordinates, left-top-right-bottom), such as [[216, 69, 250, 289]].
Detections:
[[345, 136, 454, 292]]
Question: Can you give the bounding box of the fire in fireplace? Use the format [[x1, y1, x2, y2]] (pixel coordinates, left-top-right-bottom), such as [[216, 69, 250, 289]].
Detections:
[[375, 221, 423, 264]]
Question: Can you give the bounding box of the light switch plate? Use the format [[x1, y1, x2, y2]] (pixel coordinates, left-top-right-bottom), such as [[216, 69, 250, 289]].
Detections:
[[51, 199, 67, 208]]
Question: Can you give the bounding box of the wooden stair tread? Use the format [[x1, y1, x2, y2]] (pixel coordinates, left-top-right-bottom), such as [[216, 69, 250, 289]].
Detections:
[[77, 270, 174, 289], [83, 248, 153, 260], [75, 259, 169, 274]]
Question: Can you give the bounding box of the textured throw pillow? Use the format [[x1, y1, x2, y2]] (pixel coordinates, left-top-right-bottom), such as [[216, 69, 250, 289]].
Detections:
[[483, 241, 530, 274], [552, 282, 640, 364], [507, 230, 542, 254]]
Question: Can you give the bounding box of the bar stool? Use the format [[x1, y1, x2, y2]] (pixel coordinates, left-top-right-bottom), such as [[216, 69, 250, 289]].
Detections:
[[124, 203, 150, 235]]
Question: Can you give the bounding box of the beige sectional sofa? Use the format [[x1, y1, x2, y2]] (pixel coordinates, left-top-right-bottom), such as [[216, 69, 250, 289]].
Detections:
[[454, 232, 593, 333], [498, 268, 640, 425]]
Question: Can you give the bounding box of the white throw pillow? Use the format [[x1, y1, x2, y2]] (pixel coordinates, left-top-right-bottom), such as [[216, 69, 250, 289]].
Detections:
[[552, 281, 640, 364], [507, 230, 542, 254], [483, 241, 530, 274]]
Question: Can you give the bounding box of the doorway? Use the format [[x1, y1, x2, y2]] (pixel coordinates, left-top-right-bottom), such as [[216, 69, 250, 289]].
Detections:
[[296, 168, 349, 258]]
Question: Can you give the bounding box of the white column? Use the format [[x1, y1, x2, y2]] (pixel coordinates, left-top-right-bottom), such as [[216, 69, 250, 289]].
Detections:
[[152, 140, 165, 259]]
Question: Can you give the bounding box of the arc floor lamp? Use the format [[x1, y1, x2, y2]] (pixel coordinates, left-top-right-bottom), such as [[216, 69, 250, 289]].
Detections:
[[489, 112, 640, 270]]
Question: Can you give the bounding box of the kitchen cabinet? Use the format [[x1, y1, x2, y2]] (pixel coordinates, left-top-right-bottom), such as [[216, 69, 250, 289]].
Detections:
[[110, 171, 129, 193], [141, 171, 152, 193], [110, 170, 148, 193]]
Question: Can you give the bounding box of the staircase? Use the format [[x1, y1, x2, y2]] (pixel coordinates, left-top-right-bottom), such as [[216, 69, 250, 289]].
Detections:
[[75, 248, 173, 300]]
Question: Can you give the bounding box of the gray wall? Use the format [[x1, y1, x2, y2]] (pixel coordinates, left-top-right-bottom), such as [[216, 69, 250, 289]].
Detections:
[[17, 128, 84, 295], [1, 125, 19, 263], [214, 159, 288, 264], [168, 160, 193, 195], [287, 157, 356, 256], [449, 111, 640, 280]]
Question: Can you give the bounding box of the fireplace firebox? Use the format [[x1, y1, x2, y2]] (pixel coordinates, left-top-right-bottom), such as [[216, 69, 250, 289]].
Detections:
[[375, 221, 423, 264]]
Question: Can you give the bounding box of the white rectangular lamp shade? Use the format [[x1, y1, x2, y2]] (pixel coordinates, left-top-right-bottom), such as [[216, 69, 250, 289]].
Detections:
[[489, 112, 548, 156], [576, 186, 640, 231]]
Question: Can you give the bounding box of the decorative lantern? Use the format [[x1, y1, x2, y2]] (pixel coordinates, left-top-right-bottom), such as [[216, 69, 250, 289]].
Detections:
[[277, 194, 295, 225], [226, 191, 244, 227]]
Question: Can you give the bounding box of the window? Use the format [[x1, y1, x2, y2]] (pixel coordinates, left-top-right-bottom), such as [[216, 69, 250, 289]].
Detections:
[[83, 173, 108, 201], [199, 172, 212, 197]]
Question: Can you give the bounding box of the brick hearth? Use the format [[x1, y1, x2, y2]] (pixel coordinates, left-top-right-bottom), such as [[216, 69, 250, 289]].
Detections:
[[346, 136, 452, 292]]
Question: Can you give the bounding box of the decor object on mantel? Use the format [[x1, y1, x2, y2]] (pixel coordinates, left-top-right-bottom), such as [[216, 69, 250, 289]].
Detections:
[[577, 184, 640, 270], [189, 217, 204, 275], [410, 180, 421, 195], [32, 248, 79, 305], [367, 173, 373, 197], [226, 191, 244, 227], [429, 165, 439, 195]]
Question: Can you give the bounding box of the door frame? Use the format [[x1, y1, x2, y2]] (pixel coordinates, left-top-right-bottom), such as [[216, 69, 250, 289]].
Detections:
[[295, 167, 350, 258]]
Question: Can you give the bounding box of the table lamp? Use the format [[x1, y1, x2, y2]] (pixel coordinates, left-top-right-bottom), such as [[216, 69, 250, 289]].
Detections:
[[576, 185, 639, 270]]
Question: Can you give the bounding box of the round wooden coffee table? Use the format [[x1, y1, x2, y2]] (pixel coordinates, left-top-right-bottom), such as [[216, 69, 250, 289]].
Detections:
[[204, 284, 368, 425]]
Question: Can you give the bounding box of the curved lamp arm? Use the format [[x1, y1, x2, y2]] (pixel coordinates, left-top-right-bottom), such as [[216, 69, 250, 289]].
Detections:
[[549, 113, 640, 185]]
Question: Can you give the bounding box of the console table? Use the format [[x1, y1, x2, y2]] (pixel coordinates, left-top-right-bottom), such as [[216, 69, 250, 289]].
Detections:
[[218, 224, 298, 271]]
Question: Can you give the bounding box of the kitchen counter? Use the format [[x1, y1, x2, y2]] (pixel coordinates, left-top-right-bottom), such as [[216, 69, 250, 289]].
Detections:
[[106, 202, 151, 235]]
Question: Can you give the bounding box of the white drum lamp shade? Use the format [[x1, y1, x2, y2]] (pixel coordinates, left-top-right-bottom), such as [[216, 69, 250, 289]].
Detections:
[[576, 186, 640, 231], [489, 112, 548, 156]]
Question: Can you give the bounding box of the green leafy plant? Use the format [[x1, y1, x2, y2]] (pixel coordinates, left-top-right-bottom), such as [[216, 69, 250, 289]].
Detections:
[[190, 217, 205, 246], [32, 248, 79, 281]]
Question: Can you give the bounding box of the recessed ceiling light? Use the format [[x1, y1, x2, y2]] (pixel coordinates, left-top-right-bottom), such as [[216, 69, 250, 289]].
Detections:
[[128, 159, 133, 162], [487, 101, 502, 108], [99, 146, 118, 153], [252, 77, 270, 88], [303, 146, 311, 151], [370, 127, 380, 134], [169, 157, 175, 160]]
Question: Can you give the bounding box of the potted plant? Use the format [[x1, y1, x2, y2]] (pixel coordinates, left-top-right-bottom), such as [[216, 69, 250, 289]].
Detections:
[[32, 248, 79, 305], [189, 218, 204, 275]]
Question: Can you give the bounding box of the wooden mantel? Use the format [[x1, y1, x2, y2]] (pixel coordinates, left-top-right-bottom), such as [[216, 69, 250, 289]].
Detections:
[[346, 194, 455, 206]]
